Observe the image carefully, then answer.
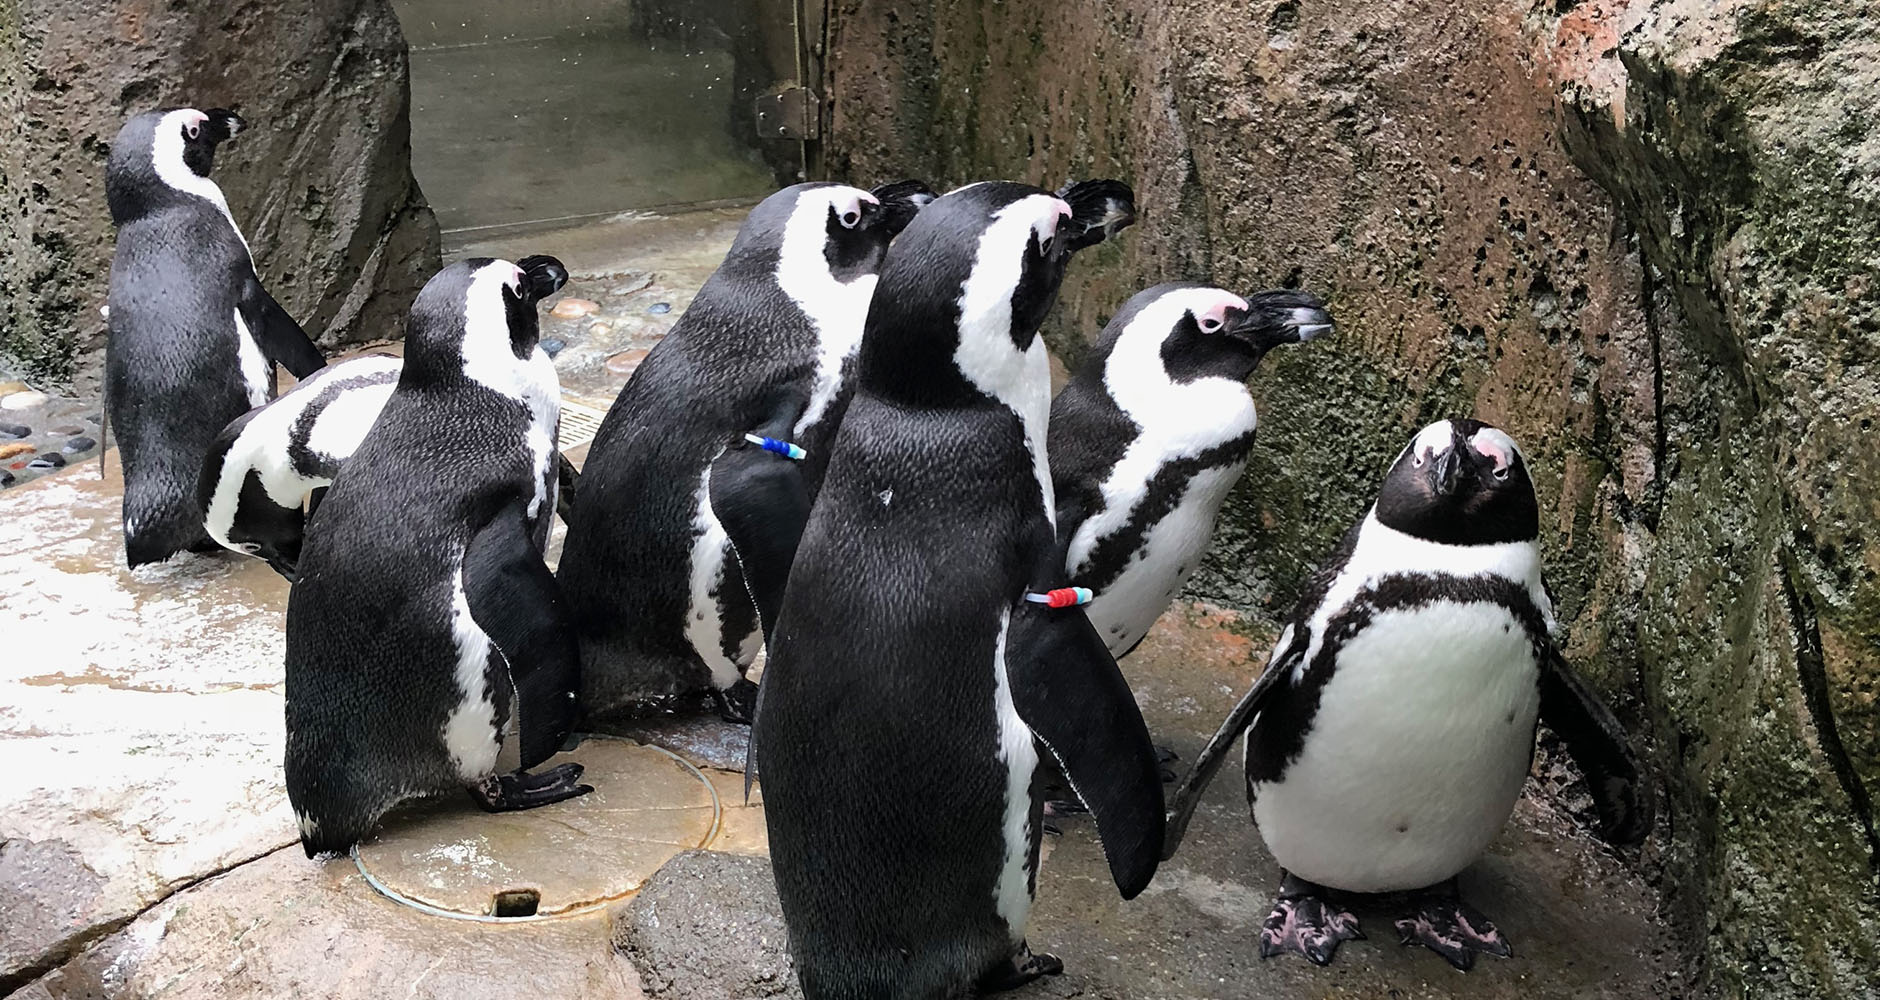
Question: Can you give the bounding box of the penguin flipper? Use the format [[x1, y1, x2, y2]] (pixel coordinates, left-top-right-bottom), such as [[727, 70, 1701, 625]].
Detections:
[[1006, 601, 1164, 899], [1161, 629, 1304, 861], [246, 276, 327, 379], [1539, 648, 1653, 846], [462, 499, 579, 770]]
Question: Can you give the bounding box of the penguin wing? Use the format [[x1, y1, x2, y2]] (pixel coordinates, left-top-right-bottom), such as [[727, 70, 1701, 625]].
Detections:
[[462, 498, 579, 770], [1540, 647, 1653, 846], [1006, 600, 1165, 899], [243, 275, 327, 379], [1159, 623, 1307, 860]]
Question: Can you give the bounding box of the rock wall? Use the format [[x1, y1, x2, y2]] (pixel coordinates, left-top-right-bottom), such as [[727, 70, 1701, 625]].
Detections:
[[824, 0, 1880, 995], [0, 0, 439, 391]]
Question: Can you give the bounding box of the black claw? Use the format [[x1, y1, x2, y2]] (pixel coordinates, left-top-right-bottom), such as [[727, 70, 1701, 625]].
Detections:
[[713, 678, 759, 725], [468, 763, 593, 812], [1154, 744, 1180, 765], [978, 942, 1063, 993]]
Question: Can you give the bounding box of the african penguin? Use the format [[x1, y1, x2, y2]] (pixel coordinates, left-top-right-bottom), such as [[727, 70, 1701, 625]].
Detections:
[[284, 255, 589, 857], [199, 354, 400, 579], [105, 107, 327, 567], [1050, 283, 1333, 657], [556, 180, 933, 723], [753, 179, 1163, 999], [1162, 418, 1650, 969]]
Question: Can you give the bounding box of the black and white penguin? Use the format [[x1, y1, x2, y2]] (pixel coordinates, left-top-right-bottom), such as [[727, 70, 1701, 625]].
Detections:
[[556, 179, 933, 722], [105, 107, 327, 567], [198, 354, 401, 579], [284, 255, 588, 857], [753, 179, 1161, 999], [1162, 418, 1650, 969], [1050, 283, 1333, 657]]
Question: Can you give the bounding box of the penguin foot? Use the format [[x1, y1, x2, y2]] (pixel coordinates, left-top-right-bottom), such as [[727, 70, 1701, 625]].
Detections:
[[1392, 886, 1512, 971], [976, 941, 1064, 994], [469, 763, 594, 812], [1259, 873, 1364, 966], [1155, 743, 1180, 766], [713, 678, 759, 725]]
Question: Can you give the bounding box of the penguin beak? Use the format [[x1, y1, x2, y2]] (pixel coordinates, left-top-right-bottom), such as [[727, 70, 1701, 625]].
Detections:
[[1430, 447, 1464, 497], [205, 109, 246, 142], [516, 255, 569, 304]]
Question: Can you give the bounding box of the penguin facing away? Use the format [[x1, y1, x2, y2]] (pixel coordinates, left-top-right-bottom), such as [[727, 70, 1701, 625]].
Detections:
[[284, 255, 587, 857], [1050, 283, 1334, 658], [198, 353, 401, 579], [1162, 419, 1650, 969], [556, 180, 933, 724], [753, 179, 1162, 1000], [105, 107, 326, 567]]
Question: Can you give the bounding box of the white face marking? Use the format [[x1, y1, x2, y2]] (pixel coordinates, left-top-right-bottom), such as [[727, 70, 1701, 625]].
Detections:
[[1409, 419, 1456, 468], [953, 193, 1069, 523], [1067, 288, 1259, 607], [203, 356, 402, 553], [1252, 599, 1541, 892], [150, 109, 251, 258], [231, 307, 270, 408], [459, 261, 561, 521], [990, 609, 1041, 940], [776, 185, 882, 438], [1469, 427, 1521, 474], [687, 464, 756, 689], [443, 567, 503, 780]]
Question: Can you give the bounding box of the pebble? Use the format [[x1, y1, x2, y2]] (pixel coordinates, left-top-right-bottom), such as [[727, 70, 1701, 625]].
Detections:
[[0, 469, 12, 487], [0, 442, 34, 460], [0, 381, 25, 396], [7, 460, 26, 470], [588, 322, 611, 337], [27, 453, 65, 469], [0, 423, 27, 439], [1, 390, 49, 410], [52, 424, 83, 435], [605, 349, 650, 377], [609, 273, 653, 296], [550, 297, 600, 319], [540, 338, 566, 358], [65, 436, 98, 454], [648, 302, 672, 315]]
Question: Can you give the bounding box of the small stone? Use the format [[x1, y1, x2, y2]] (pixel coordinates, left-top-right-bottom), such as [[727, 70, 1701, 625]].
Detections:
[[605, 349, 650, 377], [0, 469, 13, 487], [550, 297, 600, 319], [0, 423, 28, 439], [52, 424, 83, 435], [647, 302, 671, 315], [27, 453, 66, 469], [0, 381, 26, 395], [0, 442, 34, 460], [7, 460, 26, 470], [608, 273, 653, 296], [65, 436, 98, 454], [539, 338, 566, 358], [1, 390, 49, 410], [588, 322, 611, 337]]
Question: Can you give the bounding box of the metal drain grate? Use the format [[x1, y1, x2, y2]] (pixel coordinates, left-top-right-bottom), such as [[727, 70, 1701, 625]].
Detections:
[[558, 396, 611, 450]]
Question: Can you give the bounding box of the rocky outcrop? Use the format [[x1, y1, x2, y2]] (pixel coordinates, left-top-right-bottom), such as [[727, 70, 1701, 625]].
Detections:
[[0, 0, 439, 391], [824, 0, 1880, 995], [613, 850, 801, 999]]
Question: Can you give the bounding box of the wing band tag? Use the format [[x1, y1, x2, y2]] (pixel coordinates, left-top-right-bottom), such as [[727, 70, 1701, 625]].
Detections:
[[1026, 587, 1093, 608], [744, 434, 806, 461]]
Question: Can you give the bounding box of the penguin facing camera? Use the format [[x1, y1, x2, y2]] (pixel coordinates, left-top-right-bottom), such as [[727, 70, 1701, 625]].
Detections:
[[753, 179, 1161, 998], [284, 255, 589, 858], [556, 179, 934, 725], [105, 107, 327, 567], [1162, 418, 1651, 969]]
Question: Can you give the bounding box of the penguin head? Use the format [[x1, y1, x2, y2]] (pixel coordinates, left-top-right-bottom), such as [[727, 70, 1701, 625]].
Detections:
[[1101, 284, 1334, 384], [1375, 419, 1539, 546], [735, 180, 936, 285], [106, 107, 246, 223], [403, 256, 567, 390], [860, 179, 1136, 405]]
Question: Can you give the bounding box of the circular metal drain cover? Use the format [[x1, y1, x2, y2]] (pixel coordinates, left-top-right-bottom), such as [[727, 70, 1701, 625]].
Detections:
[[353, 739, 720, 922]]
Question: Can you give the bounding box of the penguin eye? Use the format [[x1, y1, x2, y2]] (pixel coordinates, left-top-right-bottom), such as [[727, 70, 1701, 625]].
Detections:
[[238, 542, 262, 555], [185, 122, 201, 140], [1492, 467, 1511, 482], [839, 208, 861, 229], [1412, 455, 1426, 469], [1197, 314, 1222, 334], [1037, 233, 1054, 257]]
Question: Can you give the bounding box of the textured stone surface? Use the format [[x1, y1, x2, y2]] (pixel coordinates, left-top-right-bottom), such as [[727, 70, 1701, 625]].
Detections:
[[825, 0, 1880, 995], [0, 0, 440, 390], [612, 850, 802, 1000]]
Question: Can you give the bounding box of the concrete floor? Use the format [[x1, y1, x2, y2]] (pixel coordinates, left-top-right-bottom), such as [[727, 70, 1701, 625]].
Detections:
[[0, 207, 1681, 999]]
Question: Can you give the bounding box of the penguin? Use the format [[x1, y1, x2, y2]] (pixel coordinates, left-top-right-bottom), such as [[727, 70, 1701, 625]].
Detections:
[[752, 179, 1162, 1000], [284, 255, 590, 857], [556, 179, 934, 723], [105, 107, 327, 567], [1161, 418, 1651, 969], [197, 354, 400, 579], [1049, 283, 1334, 658]]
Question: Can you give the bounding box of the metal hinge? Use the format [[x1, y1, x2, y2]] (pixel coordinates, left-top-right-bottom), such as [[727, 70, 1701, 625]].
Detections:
[[755, 86, 819, 141]]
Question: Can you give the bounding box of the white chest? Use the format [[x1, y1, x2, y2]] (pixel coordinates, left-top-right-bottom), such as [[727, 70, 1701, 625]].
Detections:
[[1082, 461, 1246, 654]]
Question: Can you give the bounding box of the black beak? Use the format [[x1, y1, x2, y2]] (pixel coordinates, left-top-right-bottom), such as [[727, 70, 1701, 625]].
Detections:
[[868, 179, 935, 237], [1430, 447, 1463, 497], [516, 255, 569, 304], [205, 109, 246, 142], [1055, 179, 1137, 253]]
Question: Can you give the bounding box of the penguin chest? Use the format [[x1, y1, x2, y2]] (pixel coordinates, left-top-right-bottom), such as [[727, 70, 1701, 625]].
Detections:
[[689, 467, 758, 687], [1084, 462, 1243, 655], [1253, 599, 1541, 892], [441, 563, 506, 781]]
